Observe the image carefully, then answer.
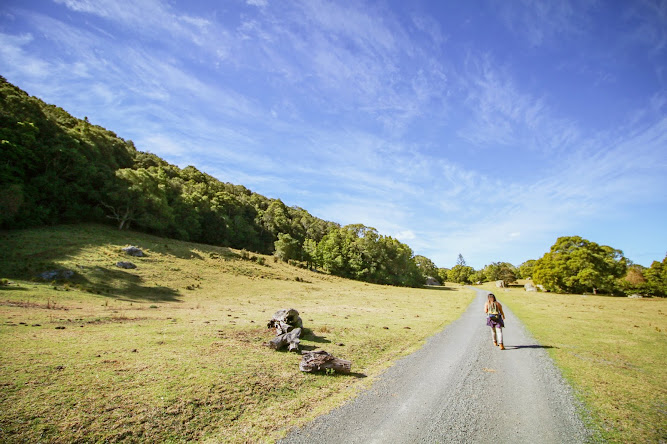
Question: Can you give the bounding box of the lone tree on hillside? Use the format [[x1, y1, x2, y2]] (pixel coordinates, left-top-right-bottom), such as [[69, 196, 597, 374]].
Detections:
[[532, 236, 627, 294]]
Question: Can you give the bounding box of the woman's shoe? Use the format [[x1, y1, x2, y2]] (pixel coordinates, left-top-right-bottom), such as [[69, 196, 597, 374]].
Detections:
[[493, 341, 498, 346], [499, 344, 505, 350]]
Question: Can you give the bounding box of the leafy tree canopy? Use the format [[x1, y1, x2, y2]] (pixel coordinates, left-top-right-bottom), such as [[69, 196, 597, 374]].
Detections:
[[448, 264, 475, 285], [532, 236, 627, 294], [414, 255, 439, 280]]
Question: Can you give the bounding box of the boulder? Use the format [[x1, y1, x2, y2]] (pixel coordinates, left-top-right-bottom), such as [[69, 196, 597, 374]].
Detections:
[[122, 246, 145, 257], [116, 261, 137, 269], [524, 283, 537, 292], [495, 280, 505, 288], [425, 277, 440, 286], [38, 270, 74, 281], [536, 284, 546, 291]]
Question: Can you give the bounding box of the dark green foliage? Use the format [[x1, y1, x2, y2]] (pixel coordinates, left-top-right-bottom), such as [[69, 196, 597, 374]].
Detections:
[[0, 77, 135, 228], [482, 262, 517, 285], [312, 224, 424, 287], [447, 264, 475, 284], [642, 255, 667, 297], [517, 260, 536, 279], [437, 268, 450, 284], [274, 233, 300, 262], [413, 255, 439, 281], [0, 77, 425, 287], [532, 236, 627, 295]]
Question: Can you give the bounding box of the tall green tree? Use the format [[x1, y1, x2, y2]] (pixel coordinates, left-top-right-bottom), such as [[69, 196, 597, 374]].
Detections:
[[483, 262, 517, 285], [532, 236, 627, 294], [413, 255, 439, 280], [437, 268, 450, 284], [274, 233, 300, 262], [517, 260, 536, 279], [448, 264, 475, 284], [644, 254, 667, 297]]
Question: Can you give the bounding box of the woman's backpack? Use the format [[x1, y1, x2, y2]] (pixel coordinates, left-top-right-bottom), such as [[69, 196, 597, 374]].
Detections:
[[488, 302, 501, 322]]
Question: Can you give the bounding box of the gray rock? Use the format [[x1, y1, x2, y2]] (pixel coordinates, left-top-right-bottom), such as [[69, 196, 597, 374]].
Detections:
[[495, 280, 505, 288], [38, 270, 74, 281], [122, 246, 144, 257], [524, 283, 537, 292], [115, 261, 137, 269]]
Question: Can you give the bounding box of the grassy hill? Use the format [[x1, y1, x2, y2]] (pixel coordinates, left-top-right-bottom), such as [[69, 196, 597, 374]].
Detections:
[[0, 224, 474, 442]]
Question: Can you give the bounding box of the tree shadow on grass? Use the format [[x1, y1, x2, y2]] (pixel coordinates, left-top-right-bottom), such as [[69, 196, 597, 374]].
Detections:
[[0, 285, 28, 291], [422, 286, 458, 291], [301, 329, 331, 344], [82, 266, 182, 303], [305, 369, 367, 378]]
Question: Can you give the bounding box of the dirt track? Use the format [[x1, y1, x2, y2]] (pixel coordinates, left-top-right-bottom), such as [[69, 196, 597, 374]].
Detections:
[[281, 288, 590, 443]]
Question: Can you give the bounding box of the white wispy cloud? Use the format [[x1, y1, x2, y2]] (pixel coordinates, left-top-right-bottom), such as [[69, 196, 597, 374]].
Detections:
[[498, 0, 590, 48], [0, 33, 51, 78], [54, 0, 211, 45], [458, 53, 580, 153]]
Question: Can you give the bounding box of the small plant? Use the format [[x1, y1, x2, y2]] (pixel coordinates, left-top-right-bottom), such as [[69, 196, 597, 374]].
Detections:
[[149, 305, 158, 309], [0, 278, 9, 286], [256, 257, 266, 265]]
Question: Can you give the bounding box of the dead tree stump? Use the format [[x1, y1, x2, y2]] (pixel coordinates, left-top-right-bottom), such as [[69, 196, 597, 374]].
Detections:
[[266, 308, 303, 352], [299, 350, 352, 374], [268, 327, 302, 352]]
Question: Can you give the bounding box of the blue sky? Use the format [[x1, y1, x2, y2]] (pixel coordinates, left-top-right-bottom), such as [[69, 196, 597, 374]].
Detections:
[[1, 0, 666, 269]]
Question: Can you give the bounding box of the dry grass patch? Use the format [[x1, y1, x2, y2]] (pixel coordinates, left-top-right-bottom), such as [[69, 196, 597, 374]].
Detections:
[[484, 284, 666, 443], [0, 225, 474, 442]]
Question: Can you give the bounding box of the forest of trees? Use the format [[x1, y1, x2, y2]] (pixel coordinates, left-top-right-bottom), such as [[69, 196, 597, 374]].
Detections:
[[2, 77, 665, 295], [0, 77, 426, 287]]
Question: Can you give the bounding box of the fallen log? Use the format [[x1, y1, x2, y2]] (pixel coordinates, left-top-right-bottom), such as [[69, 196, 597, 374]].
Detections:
[[299, 350, 352, 374], [268, 327, 302, 352]]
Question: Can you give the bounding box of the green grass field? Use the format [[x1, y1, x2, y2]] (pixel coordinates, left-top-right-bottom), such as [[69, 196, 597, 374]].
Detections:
[[485, 283, 667, 443], [0, 224, 475, 442]]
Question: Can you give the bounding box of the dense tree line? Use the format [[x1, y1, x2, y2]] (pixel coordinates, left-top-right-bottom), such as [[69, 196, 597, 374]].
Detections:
[[0, 77, 429, 287], [440, 240, 666, 297]]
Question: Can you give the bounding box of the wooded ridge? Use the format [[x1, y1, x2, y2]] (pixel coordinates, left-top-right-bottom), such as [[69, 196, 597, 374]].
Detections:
[[0, 77, 425, 287]]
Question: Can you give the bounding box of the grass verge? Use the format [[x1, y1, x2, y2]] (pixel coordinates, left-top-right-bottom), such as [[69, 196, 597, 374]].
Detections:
[[0, 224, 475, 442], [484, 284, 666, 443]]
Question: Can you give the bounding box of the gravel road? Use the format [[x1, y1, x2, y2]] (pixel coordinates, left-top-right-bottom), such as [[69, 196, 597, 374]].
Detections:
[[280, 288, 590, 443]]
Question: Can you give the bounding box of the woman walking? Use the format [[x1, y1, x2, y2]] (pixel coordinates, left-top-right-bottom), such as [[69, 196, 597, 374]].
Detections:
[[484, 293, 506, 350]]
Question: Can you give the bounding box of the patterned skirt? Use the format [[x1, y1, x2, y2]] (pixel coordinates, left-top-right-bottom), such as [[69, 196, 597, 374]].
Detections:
[[486, 316, 504, 328]]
